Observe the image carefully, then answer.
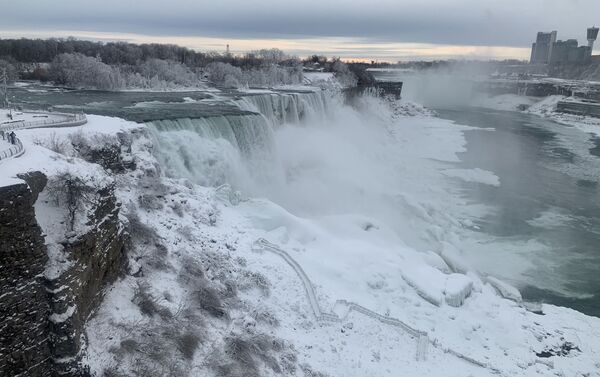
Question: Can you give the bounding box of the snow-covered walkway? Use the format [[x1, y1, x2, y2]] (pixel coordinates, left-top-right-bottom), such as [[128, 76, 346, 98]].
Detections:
[[0, 133, 24, 161], [252, 238, 500, 373], [0, 110, 87, 132], [0, 110, 87, 161]]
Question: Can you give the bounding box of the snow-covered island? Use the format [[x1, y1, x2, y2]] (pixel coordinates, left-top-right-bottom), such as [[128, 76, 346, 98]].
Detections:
[[1, 76, 600, 377]]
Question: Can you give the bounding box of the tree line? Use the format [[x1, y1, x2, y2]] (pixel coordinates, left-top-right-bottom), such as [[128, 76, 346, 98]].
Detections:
[[0, 37, 372, 90], [0, 37, 304, 68]]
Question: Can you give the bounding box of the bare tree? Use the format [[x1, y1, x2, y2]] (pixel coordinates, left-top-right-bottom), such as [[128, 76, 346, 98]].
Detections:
[[46, 172, 96, 232]]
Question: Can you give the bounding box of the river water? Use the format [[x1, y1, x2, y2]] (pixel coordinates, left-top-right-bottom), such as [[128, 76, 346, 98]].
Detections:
[[436, 107, 600, 317]]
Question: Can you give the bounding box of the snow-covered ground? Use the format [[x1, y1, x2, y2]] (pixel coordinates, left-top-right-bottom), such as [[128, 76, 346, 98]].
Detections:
[[303, 72, 339, 88], [3, 92, 600, 376], [0, 109, 78, 128]]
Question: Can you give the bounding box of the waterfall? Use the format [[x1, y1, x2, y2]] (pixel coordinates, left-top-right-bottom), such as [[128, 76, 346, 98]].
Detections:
[[234, 90, 331, 127], [147, 90, 332, 190]]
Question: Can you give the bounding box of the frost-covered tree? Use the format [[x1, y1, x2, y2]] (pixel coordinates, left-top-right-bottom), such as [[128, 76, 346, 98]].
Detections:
[[250, 48, 287, 64], [205, 61, 302, 88], [49, 53, 124, 90], [205, 62, 244, 87], [330, 58, 358, 87], [139, 58, 199, 87], [0, 59, 18, 83]]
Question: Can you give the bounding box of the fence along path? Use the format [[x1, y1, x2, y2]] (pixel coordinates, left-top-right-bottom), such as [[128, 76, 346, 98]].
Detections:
[[0, 111, 87, 161], [0, 112, 87, 132], [0, 134, 24, 161], [252, 238, 500, 372]]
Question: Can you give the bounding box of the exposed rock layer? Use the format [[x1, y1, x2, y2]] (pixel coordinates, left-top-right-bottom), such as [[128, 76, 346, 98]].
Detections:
[[0, 171, 127, 377]]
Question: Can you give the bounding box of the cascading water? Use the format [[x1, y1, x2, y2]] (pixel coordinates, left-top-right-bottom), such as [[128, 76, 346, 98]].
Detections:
[[147, 87, 464, 253], [147, 90, 332, 192], [234, 90, 331, 127]]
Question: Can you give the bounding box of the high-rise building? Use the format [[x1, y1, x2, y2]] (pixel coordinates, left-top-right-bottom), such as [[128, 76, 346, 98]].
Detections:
[[530, 31, 557, 64], [549, 39, 592, 64], [530, 28, 597, 65], [587, 27, 599, 50]]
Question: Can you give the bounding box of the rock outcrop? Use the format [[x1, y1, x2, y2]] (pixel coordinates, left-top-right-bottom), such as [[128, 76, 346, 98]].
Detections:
[[47, 181, 127, 375], [0, 174, 51, 377], [0, 171, 127, 376]]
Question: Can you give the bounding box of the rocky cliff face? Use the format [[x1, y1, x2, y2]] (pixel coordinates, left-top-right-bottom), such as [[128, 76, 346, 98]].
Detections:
[[0, 167, 127, 376], [0, 173, 51, 377], [47, 181, 127, 375]]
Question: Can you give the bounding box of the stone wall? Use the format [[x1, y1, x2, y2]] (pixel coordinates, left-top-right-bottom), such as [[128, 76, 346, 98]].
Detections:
[[557, 100, 600, 118], [0, 174, 51, 377]]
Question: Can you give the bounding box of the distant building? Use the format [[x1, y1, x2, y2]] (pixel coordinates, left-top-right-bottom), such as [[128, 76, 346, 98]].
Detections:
[[587, 27, 599, 49], [530, 28, 598, 65], [549, 39, 592, 64], [530, 31, 557, 64]]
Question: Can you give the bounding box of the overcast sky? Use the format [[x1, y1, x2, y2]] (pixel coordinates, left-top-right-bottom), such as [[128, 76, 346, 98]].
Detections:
[[2, 0, 599, 61]]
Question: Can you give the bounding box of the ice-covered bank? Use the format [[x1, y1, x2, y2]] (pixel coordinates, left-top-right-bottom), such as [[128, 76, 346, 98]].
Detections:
[[2, 89, 600, 376], [473, 93, 600, 137]]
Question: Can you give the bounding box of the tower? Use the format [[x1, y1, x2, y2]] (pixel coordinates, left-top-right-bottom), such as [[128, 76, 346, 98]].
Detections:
[[587, 27, 599, 50], [226, 44, 230, 56]]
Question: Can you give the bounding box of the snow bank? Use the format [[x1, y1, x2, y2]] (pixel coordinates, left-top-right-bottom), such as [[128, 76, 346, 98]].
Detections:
[[444, 274, 473, 307], [401, 264, 446, 306], [474, 94, 537, 112], [402, 265, 473, 308], [421, 251, 451, 273], [487, 276, 522, 302], [440, 242, 471, 274]]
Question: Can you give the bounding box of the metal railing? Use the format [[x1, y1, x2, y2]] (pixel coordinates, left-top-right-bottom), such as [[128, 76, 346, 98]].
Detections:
[[0, 112, 87, 132], [252, 237, 502, 372], [0, 111, 86, 161], [0, 134, 24, 161]]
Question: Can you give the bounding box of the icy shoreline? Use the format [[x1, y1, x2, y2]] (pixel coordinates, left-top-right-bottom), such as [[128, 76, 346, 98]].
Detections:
[[475, 93, 600, 136]]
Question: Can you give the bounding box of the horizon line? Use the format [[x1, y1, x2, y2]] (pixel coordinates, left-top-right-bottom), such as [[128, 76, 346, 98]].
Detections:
[[0, 29, 534, 63]]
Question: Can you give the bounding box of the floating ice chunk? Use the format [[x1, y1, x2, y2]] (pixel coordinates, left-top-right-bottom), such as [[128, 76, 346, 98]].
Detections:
[[487, 276, 522, 302], [444, 274, 473, 307]]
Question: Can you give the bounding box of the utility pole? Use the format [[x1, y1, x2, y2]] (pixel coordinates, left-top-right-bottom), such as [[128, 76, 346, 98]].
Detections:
[[1, 68, 13, 118], [1, 68, 7, 109]]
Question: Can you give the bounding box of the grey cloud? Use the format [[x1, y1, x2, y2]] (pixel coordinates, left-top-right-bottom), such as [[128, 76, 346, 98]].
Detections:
[[1, 0, 600, 48]]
